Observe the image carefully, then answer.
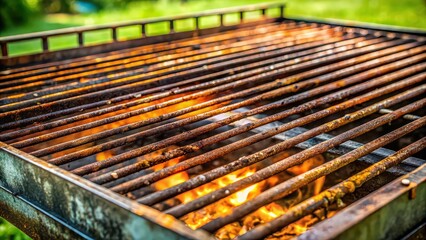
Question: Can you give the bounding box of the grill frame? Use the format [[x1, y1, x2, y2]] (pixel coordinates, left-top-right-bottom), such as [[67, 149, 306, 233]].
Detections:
[[0, 3, 284, 68], [299, 164, 426, 240], [0, 3, 425, 239]]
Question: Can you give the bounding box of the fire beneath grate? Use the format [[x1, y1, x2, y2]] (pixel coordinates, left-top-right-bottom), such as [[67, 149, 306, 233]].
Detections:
[[1, 16, 425, 239]]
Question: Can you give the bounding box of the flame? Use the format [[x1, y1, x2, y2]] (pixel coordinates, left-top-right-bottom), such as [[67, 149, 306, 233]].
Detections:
[[155, 172, 189, 190], [20, 83, 328, 238], [21, 94, 219, 161], [287, 155, 326, 195], [95, 150, 114, 161], [171, 168, 264, 230], [151, 153, 327, 239], [293, 224, 308, 235], [151, 152, 190, 190]]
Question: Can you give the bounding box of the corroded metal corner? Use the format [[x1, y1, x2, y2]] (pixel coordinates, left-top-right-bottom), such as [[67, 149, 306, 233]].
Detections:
[[299, 164, 426, 240], [0, 142, 213, 240]]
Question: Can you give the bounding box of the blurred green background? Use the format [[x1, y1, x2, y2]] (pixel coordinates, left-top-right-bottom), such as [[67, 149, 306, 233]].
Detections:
[[1, 0, 426, 56], [0, 0, 425, 238]]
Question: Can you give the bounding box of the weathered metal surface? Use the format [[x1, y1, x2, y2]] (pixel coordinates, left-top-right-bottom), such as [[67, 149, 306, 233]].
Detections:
[[0, 2, 284, 66], [209, 111, 423, 174], [1, 31, 349, 135], [0, 20, 283, 81], [298, 163, 426, 240], [0, 29, 346, 119], [236, 134, 426, 239], [130, 71, 426, 204], [0, 185, 88, 239], [175, 97, 426, 230], [0, 142, 214, 240], [378, 109, 421, 121], [288, 16, 426, 38], [0, 19, 277, 68], [94, 59, 425, 190], [50, 44, 425, 174], [0, 23, 315, 96], [141, 114, 425, 209]]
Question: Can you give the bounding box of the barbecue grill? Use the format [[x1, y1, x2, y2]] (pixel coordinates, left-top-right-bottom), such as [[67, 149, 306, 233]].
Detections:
[[0, 3, 425, 239]]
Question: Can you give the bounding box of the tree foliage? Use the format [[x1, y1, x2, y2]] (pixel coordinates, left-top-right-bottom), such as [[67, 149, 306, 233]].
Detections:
[[0, 0, 33, 30], [39, 0, 76, 13]]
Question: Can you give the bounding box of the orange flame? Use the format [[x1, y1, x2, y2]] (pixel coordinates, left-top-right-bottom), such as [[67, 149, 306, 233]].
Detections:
[[151, 153, 327, 239]]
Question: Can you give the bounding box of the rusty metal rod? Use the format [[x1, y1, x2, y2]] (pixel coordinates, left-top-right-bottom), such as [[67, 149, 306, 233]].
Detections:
[[110, 72, 426, 195], [0, 37, 402, 124], [1, 37, 358, 131], [0, 3, 286, 57], [7, 37, 411, 149], [0, 21, 286, 80], [0, 23, 276, 80], [133, 71, 426, 203], [92, 59, 426, 187], [2, 29, 330, 112], [0, 27, 336, 111], [238, 135, 426, 240], [1, 25, 319, 93], [63, 48, 425, 173], [0, 36, 391, 116], [0, 33, 342, 121], [2, 37, 360, 139], [7, 38, 353, 148], [378, 108, 421, 120], [0, 22, 301, 83], [61, 47, 425, 171], [164, 88, 426, 221], [0, 34, 366, 132], [0, 24, 316, 95]]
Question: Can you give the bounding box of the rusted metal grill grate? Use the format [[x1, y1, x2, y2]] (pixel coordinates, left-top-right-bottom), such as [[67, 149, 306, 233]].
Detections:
[[0, 4, 425, 240]]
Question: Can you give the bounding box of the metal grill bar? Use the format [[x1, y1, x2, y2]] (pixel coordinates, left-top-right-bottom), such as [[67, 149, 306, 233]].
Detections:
[[378, 108, 421, 120], [134, 74, 426, 205], [162, 88, 426, 221], [0, 27, 335, 110], [18, 37, 388, 153], [0, 26, 338, 130], [99, 63, 425, 191], [0, 24, 318, 95], [17, 39, 415, 156], [237, 136, 426, 240], [198, 100, 425, 232], [0, 21, 281, 77], [0, 2, 285, 57], [91, 63, 425, 187], [0, 28, 345, 119], [66, 43, 424, 174], [1, 33, 357, 138]]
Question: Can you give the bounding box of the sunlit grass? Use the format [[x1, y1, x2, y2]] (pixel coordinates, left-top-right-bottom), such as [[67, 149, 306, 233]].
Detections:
[[0, 217, 31, 240], [0, 0, 425, 56]]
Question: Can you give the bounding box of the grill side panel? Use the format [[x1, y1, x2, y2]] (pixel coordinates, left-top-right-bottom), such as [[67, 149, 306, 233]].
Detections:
[[0, 142, 213, 240], [0, 187, 86, 239], [299, 164, 426, 240]]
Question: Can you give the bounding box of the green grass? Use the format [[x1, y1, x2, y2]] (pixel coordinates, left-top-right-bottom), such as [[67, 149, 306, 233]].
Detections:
[[0, 0, 425, 56], [0, 217, 31, 240]]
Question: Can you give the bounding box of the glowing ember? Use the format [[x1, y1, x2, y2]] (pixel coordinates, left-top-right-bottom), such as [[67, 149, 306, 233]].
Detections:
[[179, 168, 263, 230], [21, 95, 217, 160], [151, 151, 327, 239], [95, 150, 114, 161], [34, 89, 327, 238]]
